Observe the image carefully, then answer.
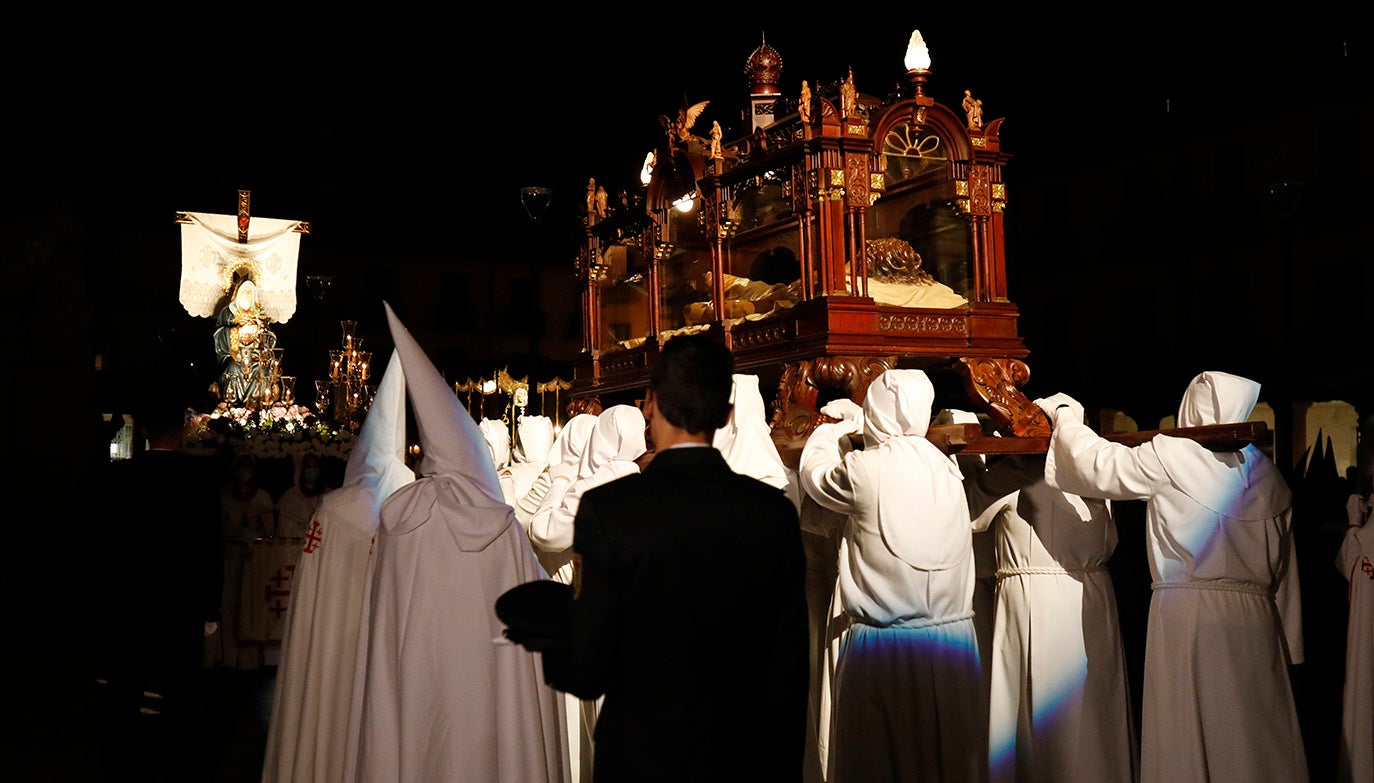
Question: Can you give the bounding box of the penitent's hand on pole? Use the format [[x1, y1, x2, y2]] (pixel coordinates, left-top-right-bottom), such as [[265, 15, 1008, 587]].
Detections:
[[1033, 394, 1084, 427]]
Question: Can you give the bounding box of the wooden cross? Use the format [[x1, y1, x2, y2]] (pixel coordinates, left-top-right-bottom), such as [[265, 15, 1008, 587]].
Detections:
[[174, 189, 312, 238], [237, 189, 251, 243]]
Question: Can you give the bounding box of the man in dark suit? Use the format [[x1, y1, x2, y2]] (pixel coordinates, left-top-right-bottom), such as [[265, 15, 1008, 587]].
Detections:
[[539, 334, 809, 782]]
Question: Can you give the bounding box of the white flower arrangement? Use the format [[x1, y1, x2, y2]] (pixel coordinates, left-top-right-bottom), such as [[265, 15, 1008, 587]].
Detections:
[[184, 402, 356, 459]]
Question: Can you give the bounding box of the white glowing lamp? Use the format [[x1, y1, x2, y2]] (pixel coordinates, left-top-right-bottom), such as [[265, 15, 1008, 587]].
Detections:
[[672, 193, 697, 213], [903, 30, 931, 71], [639, 151, 656, 185]]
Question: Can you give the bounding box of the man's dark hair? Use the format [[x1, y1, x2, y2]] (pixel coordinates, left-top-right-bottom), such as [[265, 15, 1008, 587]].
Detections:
[[649, 334, 734, 435]]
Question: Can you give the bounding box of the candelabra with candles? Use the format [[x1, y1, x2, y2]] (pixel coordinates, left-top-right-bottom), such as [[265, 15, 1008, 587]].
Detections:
[[254, 347, 296, 410], [315, 320, 374, 430], [222, 335, 297, 412]]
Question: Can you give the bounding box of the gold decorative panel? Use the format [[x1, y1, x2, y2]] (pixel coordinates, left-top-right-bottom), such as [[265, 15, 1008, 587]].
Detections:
[[878, 313, 966, 334]]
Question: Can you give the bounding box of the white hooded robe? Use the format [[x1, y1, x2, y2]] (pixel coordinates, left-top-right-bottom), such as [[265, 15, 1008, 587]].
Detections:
[[263, 351, 414, 783], [965, 445, 1138, 783], [799, 369, 988, 783], [1335, 493, 1373, 783], [354, 303, 569, 783], [1041, 371, 1307, 783]]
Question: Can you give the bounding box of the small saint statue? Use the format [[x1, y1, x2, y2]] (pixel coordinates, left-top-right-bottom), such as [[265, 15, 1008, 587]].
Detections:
[[962, 90, 984, 131], [799, 80, 812, 124], [840, 68, 857, 118]]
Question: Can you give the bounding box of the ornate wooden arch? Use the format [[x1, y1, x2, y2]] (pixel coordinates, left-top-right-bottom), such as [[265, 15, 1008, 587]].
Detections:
[[869, 99, 975, 164]]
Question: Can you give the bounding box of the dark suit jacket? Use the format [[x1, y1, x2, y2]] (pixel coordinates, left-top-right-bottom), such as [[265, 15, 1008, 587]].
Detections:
[[543, 445, 809, 782]]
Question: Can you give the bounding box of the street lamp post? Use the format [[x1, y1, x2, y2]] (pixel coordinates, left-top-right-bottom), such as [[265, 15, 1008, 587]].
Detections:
[[519, 186, 553, 401]]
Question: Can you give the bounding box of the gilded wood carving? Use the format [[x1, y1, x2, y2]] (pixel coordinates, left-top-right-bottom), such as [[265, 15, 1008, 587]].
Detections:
[[955, 357, 1051, 437]]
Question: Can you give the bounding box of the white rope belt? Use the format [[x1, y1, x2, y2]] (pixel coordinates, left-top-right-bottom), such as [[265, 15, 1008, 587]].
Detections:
[[995, 565, 1106, 579], [1151, 580, 1269, 597], [857, 610, 976, 630]]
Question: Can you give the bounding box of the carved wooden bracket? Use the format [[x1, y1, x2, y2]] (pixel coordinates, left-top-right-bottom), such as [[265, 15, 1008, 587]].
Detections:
[[770, 355, 897, 460], [955, 357, 1051, 437]]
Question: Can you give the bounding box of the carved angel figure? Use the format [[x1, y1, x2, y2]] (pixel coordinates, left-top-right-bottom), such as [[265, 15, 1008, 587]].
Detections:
[[660, 98, 710, 148]]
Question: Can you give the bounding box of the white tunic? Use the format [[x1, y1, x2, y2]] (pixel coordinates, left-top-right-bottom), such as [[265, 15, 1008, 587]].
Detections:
[[1042, 384, 1306, 783], [713, 374, 801, 511], [264, 350, 413, 783], [965, 455, 1138, 783], [212, 483, 277, 670], [1335, 495, 1373, 783], [262, 485, 389, 783], [356, 482, 568, 782], [524, 414, 599, 578], [275, 484, 327, 540], [500, 416, 556, 511], [799, 370, 987, 783], [357, 302, 569, 783], [529, 407, 643, 585]]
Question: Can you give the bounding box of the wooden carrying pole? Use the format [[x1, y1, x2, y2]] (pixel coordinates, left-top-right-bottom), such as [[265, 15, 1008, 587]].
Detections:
[[920, 421, 1271, 456]]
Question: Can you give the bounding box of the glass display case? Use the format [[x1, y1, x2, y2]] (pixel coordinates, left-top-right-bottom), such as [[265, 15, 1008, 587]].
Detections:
[[658, 204, 712, 333], [593, 243, 650, 349], [869, 120, 973, 300]]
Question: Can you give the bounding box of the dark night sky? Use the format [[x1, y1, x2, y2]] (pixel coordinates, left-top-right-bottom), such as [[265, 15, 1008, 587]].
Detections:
[[8, 16, 1370, 431], [17, 19, 1316, 257]]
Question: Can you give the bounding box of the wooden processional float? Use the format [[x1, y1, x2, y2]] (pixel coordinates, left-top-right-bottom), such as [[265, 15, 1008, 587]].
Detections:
[[565, 34, 1267, 463]]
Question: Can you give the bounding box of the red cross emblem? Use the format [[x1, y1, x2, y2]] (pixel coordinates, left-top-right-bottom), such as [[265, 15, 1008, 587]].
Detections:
[[303, 520, 323, 554], [264, 564, 295, 620]]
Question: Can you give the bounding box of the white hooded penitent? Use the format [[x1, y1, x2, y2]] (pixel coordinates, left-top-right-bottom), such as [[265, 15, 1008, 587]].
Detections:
[[263, 348, 412, 783], [355, 301, 569, 782]]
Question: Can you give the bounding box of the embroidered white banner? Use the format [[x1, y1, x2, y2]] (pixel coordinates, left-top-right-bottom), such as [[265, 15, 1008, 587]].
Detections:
[[179, 211, 302, 323]]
